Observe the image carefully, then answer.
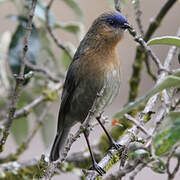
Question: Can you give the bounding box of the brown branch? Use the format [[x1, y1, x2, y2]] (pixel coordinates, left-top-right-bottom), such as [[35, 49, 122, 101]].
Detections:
[[144, 57, 157, 81], [0, 0, 37, 153], [20, 1, 37, 77], [45, 0, 72, 59], [144, 0, 178, 42]]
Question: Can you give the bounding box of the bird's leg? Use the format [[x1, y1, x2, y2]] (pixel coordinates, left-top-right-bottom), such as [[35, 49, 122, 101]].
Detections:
[[83, 130, 106, 176], [96, 115, 122, 151]]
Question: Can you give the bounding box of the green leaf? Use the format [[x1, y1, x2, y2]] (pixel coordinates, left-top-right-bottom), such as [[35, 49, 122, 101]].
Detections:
[[54, 22, 84, 41], [151, 159, 166, 174], [41, 114, 56, 148], [147, 36, 180, 47], [63, 0, 83, 20], [33, 102, 46, 117], [11, 117, 29, 145], [61, 43, 75, 70], [35, 1, 55, 27], [11, 90, 33, 145], [8, 16, 40, 84], [38, 28, 58, 66], [153, 112, 180, 156], [131, 149, 149, 160], [114, 75, 180, 119], [0, 96, 6, 111]]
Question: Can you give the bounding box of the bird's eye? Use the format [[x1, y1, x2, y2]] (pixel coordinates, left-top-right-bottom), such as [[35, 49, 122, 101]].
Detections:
[[107, 19, 119, 28], [108, 19, 115, 26]]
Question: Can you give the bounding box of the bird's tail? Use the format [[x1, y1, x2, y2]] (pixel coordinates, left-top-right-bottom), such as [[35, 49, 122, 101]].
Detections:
[[50, 127, 70, 161]]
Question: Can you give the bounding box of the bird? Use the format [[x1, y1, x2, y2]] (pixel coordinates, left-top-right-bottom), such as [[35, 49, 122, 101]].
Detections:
[[50, 11, 131, 175]]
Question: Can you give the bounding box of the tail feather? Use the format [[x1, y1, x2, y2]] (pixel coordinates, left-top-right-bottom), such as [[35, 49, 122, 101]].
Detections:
[[50, 128, 70, 161]]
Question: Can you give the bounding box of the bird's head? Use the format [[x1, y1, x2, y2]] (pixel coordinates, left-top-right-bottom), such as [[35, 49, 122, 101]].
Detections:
[[91, 12, 131, 43]]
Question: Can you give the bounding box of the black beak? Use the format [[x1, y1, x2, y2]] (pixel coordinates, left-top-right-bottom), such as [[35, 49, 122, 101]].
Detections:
[[121, 22, 132, 29]]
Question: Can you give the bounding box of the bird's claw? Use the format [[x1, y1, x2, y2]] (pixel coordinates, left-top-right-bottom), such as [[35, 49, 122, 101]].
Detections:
[[111, 140, 123, 152], [90, 162, 106, 176]]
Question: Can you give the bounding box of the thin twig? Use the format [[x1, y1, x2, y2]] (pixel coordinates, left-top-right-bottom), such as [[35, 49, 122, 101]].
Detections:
[[114, 0, 121, 12], [144, 0, 177, 42], [25, 60, 61, 83], [0, 0, 37, 153], [124, 114, 151, 136], [128, 27, 163, 70], [129, 163, 147, 180], [132, 0, 144, 36], [45, 0, 72, 59], [167, 146, 180, 180], [144, 57, 157, 81], [20, 1, 37, 77]]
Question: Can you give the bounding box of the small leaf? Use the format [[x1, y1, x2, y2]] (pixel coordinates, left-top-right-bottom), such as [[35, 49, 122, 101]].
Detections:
[[151, 159, 166, 174], [63, 0, 84, 20], [8, 16, 40, 84], [44, 87, 59, 101], [153, 112, 180, 156], [41, 114, 56, 148], [11, 90, 33, 145], [0, 96, 6, 110], [147, 36, 180, 47], [54, 22, 84, 41], [33, 102, 46, 117], [131, 149, 149, 160], [114, 75, 180, 119], [38, 28, 58, 65], [11, 117, 29, 145], [61, 43, 75, 70]]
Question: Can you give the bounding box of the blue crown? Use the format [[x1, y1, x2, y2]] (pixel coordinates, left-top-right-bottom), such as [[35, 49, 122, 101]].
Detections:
[[106, 13, 127, 25]]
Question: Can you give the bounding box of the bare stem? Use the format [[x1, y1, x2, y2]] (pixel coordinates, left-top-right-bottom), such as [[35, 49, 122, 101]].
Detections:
[[0, 0, 37, 153], [132, 0, 144, 36], [45, 0, 72, 59]]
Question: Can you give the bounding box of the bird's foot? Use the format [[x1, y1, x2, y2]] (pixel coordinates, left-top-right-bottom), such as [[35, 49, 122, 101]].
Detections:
[[90, 162, 106, 176], [110, 140, 128, 166], [109, 139, 125, 153]]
